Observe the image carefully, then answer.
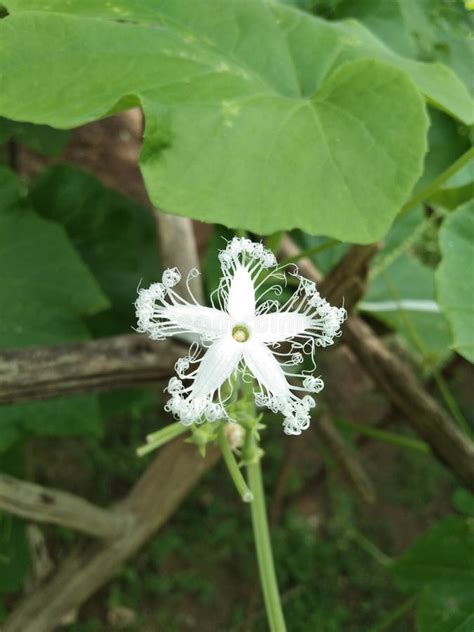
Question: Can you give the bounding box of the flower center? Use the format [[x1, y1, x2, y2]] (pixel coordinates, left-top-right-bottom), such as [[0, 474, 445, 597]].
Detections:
[[232, 324, 250, 343]]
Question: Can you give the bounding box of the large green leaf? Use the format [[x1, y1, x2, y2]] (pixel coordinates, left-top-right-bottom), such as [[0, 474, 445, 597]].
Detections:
[[435, 201, 474, 363], [0, 167, 109, 448], [0, 168, 108, 348], [30, 165, 160, 335], [0, 1, 438, 241], [29, 166, 162, 420]]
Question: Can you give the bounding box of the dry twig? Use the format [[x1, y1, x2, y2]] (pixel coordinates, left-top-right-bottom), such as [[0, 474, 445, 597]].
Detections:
[[0, 474, 134, 540], [314, 414, 376, 504], [0, 335, 184, 405], [4, 440, 220, 632]]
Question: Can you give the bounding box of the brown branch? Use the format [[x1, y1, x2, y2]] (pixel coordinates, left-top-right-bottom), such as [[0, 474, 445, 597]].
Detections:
[[280, 237, 474, 490], [155, 211, 204, 303], [4, 440, 220, 632], [314, 414, 376, 504], [280, 234, 323, 283], [343, 317, 474, 488], [319, 243, 381, 308], [0, 474, 133, 540], [0, 334, 184, 405]]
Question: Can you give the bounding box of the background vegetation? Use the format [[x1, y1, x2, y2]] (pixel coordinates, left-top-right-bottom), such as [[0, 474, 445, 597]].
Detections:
[[0, 1, 473, 631]]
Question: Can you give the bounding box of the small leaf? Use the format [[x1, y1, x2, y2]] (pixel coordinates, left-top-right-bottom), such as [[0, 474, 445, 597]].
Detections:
[[436, 201, 474, 363], [392, 517, 474, 590], [453, 489, 474, 518], [417, 580, 474, 632]]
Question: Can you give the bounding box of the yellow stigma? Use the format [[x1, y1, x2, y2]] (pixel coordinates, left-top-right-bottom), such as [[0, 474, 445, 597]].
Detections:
[[232, 324, 250, 343]]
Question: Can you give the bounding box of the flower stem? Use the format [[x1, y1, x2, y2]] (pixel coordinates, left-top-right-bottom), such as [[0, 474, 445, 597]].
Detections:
[[136, 422, 187, 457], [335, 419, 430, 454], [367, 595, 417, 632], [247, 455, 287, 632], [402, 146, 474, 212], [217, 426, 253, 503]]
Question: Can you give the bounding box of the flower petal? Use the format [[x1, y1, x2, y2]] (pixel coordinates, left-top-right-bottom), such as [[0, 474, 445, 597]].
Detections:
[[164, 305, 231, 339], [253, 312, 313, 343], [226, 265, 255, 322], [243, 341, 291, 396], [191, 336, 242, 399]]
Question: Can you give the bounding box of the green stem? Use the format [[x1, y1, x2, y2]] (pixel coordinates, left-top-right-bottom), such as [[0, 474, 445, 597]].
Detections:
[[247, 456, 287, 632], [136, 422, 187, 457], [402, 146, 474, 212], [335, 419, 430, 454], [281, 238, 339, 265], [217, 426, 253, 503], [432, 370, 470, 436], [367, 595, 417, 632], [347, 528, 393, 568]]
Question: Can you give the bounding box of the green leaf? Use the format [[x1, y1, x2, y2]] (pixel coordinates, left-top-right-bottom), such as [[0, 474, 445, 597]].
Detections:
[[30, 165, 160, 335], [417, 580, 474, 632], [0, 117, 68, 156], [414, 108, 471, 195], [375, 204, 425, 266], [0, 167, 109, 445], [334, 0, 474, 95], [453, 489, 474, 518], [0, 2, 433, 241], [0, 444, 31, 593], [0, 168, 108, 347], [361, 254, 452, 370], [393, 516, 474, 590], [429, 157, 474, 210], [0, 516, 31, 593], [2, 396, 106, 446], [274, 3, 472, 124], [334, 0, 436, 59], [29, 165, 162, 418], [435, 201, 474, 363]]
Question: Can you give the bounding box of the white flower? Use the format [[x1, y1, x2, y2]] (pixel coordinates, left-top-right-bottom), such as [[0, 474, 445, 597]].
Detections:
[[135, 238, 346, 435]]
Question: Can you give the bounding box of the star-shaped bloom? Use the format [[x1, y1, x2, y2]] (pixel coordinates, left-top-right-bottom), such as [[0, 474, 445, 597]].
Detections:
[[135, 238, 345, 435]]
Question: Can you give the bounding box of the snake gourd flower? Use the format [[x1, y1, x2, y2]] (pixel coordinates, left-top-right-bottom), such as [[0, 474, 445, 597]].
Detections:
[[135, 238, 345, 435]]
